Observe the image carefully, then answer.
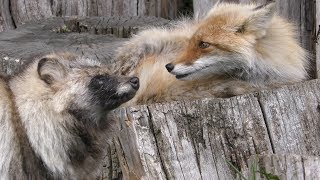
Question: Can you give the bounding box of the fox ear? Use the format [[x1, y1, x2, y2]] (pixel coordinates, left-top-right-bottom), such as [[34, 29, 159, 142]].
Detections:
[[238, 2, 276, 38], [37, 57, 66, 85]]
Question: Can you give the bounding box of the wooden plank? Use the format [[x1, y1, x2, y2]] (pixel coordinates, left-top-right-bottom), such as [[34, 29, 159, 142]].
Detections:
[[10, 0, 53, 25], [0, 0, 188, 32], [0, 0, 16, 31]]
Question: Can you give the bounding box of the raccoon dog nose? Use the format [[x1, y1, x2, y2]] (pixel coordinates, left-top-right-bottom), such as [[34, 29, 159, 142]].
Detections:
[[129, 77, 139, 90], [165, 63, 174, 72]]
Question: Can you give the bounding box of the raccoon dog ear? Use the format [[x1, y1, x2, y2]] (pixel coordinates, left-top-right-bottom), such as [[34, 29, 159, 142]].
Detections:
[[37, 57, 66, 85], [238, 2, 276, 38]]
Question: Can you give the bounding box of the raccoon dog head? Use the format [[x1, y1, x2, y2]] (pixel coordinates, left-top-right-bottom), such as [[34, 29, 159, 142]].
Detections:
[[36, 53, 139, 125]]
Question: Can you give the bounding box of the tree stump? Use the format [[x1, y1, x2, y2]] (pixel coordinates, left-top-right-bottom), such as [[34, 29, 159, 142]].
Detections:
[[112, 79, 320, 179], [0, 16, 169, 75], [248, 154, 320, 179]]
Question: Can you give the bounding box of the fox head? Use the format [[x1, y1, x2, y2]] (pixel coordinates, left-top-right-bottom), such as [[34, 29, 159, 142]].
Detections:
[[166, 3, 278, 81]]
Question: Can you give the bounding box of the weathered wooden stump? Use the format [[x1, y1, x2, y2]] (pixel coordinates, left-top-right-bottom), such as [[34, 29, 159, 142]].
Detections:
[[0, 16, 169, 75], [112, 79, 320, 179], [248, 154, 320, 179]]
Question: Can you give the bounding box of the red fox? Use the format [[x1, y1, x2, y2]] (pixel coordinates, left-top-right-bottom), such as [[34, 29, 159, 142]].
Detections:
[[115, 2, 308, 105]]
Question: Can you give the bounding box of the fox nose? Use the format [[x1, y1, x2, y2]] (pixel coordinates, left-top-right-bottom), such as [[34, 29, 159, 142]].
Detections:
[[165, 63, 174, 72], [129, 77, 139, 90]]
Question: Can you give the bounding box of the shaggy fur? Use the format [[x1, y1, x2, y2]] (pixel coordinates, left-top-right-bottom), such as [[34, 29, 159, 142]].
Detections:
[[168, 3, 308, 84], [0, 53, 139, 179], [114, 2, 308, 105]]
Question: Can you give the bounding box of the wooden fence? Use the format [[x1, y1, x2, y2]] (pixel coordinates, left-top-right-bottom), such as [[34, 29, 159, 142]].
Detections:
[[0, 0, 190, 32]]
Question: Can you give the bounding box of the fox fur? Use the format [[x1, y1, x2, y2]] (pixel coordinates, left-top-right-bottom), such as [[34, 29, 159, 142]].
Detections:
[[0, 53, 139, 179], [114, 2, 308, 105]]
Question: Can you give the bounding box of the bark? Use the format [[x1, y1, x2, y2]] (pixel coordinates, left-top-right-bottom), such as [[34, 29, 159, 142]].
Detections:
[[113, 79, 320, 179], [248, 154, 320, 179]]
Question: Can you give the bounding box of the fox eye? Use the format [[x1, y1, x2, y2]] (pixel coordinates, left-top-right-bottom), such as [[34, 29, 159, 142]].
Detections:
[[198, 41, 210, 49]]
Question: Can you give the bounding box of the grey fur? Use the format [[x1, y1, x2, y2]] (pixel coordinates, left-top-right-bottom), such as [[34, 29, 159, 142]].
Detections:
[[0, 53, 138, 179]]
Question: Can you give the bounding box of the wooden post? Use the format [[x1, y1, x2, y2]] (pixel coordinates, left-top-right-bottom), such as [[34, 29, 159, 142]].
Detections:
[[0, 0, 16, 31], [316, 0, 320, 78]]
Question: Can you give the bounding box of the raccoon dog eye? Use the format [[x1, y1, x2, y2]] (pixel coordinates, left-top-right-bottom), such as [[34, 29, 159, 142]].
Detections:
[[198, 41, 210, 49]]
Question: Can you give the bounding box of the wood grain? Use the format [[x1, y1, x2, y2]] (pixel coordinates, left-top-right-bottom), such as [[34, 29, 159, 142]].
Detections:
[[0, 0, 187, 32], [248, 154, 320, 179], [0, 16, 169, 75], [316, 1, 320, 78], [113, 79, 320, 179], [258, 81, 320, 155]]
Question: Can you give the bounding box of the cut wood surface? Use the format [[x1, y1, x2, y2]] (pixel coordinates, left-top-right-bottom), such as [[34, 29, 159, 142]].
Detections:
[[0, 16, 169, 75], [112, 79, 320, 179]]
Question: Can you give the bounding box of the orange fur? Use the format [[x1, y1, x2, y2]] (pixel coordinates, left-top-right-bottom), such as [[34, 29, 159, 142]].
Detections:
[[115, 2, 308, 105]]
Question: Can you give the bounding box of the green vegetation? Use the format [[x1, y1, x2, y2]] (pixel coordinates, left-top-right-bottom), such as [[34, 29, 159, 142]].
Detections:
[[226, 158, 280, 180]]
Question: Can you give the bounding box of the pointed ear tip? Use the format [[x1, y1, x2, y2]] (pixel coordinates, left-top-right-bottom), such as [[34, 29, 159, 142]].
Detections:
[[265, 2, 277, 12], [254, 1, 277, 13]]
